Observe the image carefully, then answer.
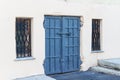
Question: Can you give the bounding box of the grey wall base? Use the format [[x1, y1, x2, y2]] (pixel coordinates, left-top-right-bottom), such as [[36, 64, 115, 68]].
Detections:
[[91, 66, 120, 76], [91, 58, 120, 76]]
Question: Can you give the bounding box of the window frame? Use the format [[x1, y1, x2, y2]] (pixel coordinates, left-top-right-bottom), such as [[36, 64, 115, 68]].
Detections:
[[15, 17, 32, 58], [91, 19, 103, 53]]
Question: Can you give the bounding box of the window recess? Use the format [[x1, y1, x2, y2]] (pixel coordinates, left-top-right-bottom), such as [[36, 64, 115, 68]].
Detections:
[[16, 18, 32, 58]]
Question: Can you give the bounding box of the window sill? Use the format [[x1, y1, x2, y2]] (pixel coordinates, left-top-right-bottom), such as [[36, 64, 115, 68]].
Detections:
[[91, 50, 104, 53], [15, 57, 35, 61]]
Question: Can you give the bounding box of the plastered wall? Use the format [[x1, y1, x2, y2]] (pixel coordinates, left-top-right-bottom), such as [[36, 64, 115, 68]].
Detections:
[[0, 0, 120, 80]]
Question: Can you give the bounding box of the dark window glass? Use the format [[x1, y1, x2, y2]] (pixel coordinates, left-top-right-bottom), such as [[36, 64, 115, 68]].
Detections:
[[16, 18, 31, 58], [92, 19, 101, 51]]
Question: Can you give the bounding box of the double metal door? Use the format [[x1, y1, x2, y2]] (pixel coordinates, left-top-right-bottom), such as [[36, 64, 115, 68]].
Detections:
[[44, 16, 81, 74]]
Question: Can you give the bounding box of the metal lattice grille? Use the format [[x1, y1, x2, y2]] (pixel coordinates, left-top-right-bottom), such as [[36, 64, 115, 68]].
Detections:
[[16, 18, 31, 58], [92, 19, 101, 51]]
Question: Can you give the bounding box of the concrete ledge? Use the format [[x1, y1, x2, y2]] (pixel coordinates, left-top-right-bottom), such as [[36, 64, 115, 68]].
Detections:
[[91, 66, 120, 76], [98, 58, 120, 70], [15, 75, 56, 80]]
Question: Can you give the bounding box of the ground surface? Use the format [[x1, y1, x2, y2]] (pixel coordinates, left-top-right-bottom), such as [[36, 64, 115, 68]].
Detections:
[[50, 71, 120, 80]]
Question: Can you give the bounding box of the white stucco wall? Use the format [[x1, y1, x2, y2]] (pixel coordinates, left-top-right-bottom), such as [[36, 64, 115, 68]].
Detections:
[[0, 0, 120, 80]]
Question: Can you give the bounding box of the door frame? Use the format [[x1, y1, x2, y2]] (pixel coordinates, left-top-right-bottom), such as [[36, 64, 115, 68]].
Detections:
[[43, 15, 82, 74]]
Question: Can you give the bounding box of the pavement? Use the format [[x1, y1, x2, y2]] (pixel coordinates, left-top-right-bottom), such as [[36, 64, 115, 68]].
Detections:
[[15, 75, 56, 80], [50, 71, 120, 80], [15, 70, 120, 80]]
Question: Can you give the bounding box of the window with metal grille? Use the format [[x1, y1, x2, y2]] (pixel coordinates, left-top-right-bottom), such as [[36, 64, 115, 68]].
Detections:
[[92, 19, 101, 51], [16, 18, 31, 58]]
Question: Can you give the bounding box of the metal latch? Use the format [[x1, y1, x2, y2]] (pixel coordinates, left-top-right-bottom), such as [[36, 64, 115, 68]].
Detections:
[[57, 32, 71, 36]]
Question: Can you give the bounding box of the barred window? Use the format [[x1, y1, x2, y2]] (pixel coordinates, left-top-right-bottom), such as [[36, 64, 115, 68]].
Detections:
[[92, 19, 101, 51], [16, 18, 31, 58]]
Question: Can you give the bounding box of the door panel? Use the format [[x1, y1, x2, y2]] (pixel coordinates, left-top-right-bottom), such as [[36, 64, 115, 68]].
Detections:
[[44, 16, 81, 74], [62, 17, 81, 72], [44, 16, 62, 74]]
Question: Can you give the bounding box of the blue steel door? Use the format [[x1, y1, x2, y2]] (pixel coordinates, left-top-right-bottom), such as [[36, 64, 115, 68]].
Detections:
[[44, 16, 81, 74], [62, 17, 81, 72]]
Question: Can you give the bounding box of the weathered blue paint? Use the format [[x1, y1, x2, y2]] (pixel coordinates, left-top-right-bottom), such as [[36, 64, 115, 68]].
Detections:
[[44, 16, 81, 74]]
